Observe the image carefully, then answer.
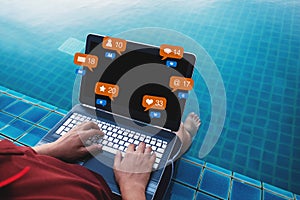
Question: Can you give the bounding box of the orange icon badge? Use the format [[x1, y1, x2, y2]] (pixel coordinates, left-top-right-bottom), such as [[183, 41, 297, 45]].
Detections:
[[95, 82, 119, 100], [102, 36, 127, 55], [160, 44, 184, 60], [142, 95, 167, 111], [169, 76, 194, 92], [74, 53, 98, 72]]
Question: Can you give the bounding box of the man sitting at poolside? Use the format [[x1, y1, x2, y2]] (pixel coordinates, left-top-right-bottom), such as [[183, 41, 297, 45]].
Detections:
[[0, 113, 200, 199]]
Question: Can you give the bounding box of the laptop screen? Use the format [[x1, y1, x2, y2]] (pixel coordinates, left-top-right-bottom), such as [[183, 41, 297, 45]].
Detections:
[[79, 34, 195, 131]]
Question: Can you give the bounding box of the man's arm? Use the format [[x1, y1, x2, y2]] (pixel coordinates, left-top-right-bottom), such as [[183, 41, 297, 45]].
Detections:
[[32, 121, 154, 199], [114, 142, 156, 200], [33, 122, 103, 162]]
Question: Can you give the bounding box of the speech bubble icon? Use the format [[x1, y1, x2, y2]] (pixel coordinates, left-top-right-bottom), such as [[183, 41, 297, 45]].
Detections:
[[149, 111, 161, 119], [169, 76, 194, 92], [102, 36, 127, 55], [105, 52, 116, 60], [95, 82, 119, 101], [160, 44, 184, 60], [74, 53, 98, 72], [142, 95, 167, 111], [178, 92, 189, 99], [96, 99, 107, 107]]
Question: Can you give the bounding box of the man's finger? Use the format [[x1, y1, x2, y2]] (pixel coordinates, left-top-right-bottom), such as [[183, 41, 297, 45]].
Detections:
[[114, 151, 122, 169], [150, 153, 156, 163], [80, 129, 104, 141], [126, 144, 135, 152], [85, 144, 102, 154], [78, 121, 100, 131], [136, 142, 145, 153], [145, 146, 152, 154]]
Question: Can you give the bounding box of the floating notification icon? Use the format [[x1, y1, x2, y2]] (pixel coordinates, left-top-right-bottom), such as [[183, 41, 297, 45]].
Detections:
[[149, 111, 161, 119], [95, 82, 119, 100], [75, 68, 86, 76], [105, 52, 116, 60], [178, 92, 189, 99], [160, 44, 184, 60], [102, 36, 127, 55], [74, 53, 98, 72], [142, 95, 167, 111], [169, 76, 194, 92], [166, 60, 177, 68], [96, 99, 107, 106]]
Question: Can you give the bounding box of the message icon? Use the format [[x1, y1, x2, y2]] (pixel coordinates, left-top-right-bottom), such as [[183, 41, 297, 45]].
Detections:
[[75, 68, 86, 76], [74, 53, 98, 72], [178, 92, 189, 99], [102, 36, 127, 55], [166, 60, 177, 68], [160, 44, 184, 60], [105, 52, 116, 60], [169, 76, 194, 92], [149, 111, 161, 119], [96, 99, 107, 107], [95, 82, 119, 100], [142, 95, 167, 111]]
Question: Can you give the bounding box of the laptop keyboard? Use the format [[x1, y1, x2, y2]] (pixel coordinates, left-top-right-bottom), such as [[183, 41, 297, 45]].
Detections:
[[55, 113, 168, 170]]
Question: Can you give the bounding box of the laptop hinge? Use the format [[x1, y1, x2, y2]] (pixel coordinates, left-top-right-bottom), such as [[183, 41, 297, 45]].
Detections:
[[81, 104, 173, 132]]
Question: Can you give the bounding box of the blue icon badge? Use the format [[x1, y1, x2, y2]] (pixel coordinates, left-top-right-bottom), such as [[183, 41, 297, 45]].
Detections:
[[75, 68, 86, 76], [96, 99, 107, 106], [178, 92, 188, 99], [149, 111, 161, 119], [166, 60, 177, 68], [105, 52, 116, 60]]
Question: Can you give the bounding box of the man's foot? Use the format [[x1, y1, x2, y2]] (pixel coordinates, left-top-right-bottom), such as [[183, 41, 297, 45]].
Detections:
[[183, 112, 201, 138], [174, 112, 201, 157]]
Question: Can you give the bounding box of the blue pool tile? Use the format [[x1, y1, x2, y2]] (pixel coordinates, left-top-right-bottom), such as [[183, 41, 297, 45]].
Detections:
[[13, 142, 24, 146], [7, 90, 25, 99], [263, 190, 290, 200], [23, 96, 41, 104], [58, 37, 85, 55], [56, 108, 68, 115], [38, 112, 63, 129], [199, 169, 230, 199], [18, 127, 48, 146], [205, 162, 232, 176], [196, 191, 218, 200], [0, 112, 15, 128], [164, 181, 196, 200], [233, 172, 261, 187], [0, 94, 16, 109], [263, 183, 293, 199], [182, 155, 205, 167], [20, 106, 50, 123], [3, 101, 32, 116], [0, 136, 12, 141], [230, 180, 261, 200], [0, 119, 33, 139], [0, 134, 7, 140], [174, 159, 202, 188], [39, 102, 57, 110], [0, 85, 9, 92]]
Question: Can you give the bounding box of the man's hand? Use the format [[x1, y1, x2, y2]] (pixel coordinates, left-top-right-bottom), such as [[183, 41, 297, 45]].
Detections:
[[113, 142, 156, 200], [33, 121, 103, 162]]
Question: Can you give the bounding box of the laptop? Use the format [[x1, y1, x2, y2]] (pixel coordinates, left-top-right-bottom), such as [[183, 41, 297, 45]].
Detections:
[[37, 34, 196, 199]]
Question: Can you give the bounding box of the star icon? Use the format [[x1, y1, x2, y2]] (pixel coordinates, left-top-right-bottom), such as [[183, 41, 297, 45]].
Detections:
[[99, 85, 106, 92]]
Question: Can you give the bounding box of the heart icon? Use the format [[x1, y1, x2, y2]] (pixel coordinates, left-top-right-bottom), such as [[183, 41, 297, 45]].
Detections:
[[146, 98, 153, 105]]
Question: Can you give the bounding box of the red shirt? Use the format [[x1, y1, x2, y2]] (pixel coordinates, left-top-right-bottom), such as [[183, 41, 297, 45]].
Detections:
[[0, 140, 113, 200]]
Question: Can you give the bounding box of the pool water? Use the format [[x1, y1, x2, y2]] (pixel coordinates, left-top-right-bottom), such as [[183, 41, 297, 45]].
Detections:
[[0, 0, 299, 195]]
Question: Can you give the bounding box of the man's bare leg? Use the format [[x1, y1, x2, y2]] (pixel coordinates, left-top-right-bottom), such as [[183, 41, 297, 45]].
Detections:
[[175, 112, 201, 157]]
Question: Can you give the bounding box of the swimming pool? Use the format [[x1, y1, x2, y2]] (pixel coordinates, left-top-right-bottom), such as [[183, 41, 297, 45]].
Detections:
[[0, 0, 299, 195]]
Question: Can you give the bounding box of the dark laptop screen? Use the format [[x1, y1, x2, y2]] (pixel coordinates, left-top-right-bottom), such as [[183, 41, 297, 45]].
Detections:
[[79, 34, 195, 131]]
